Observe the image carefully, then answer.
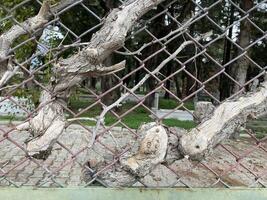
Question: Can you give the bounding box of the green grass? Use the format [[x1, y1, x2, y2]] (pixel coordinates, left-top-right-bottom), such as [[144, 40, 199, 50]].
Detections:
[[68, 98, 196, 129], [0, 98, 197, 130], [159, 98, 194, 110], [255, 132, 266, 139], [81, 114, 196, 130], [163, 119, 196, 129], [246, 118, 267, 139], [0, 115, 26, 121]]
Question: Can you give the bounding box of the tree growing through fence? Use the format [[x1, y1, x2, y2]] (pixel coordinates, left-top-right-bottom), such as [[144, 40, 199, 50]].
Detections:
[[0, 0, 266, 174]]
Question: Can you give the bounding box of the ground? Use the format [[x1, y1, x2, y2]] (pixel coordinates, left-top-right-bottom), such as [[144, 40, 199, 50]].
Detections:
[[68, 97, 196, 129], [0, 97, 197, 130], [0, 123, 266, 188]]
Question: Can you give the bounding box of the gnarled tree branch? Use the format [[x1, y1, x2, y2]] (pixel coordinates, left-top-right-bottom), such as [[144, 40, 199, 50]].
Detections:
[[53, 0, 167, 93], [16, 0, 167, 158], [178, 80, 267, 160], [0, 0, 82, 87], [16, 90, 65, 159], [9, 0, 267, 173], [90, 31, 213, 148], [82, 81, 267, 183], [0, 1, 50, 84]]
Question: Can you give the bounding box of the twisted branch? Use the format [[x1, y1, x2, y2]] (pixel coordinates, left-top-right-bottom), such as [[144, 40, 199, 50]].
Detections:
[[0, 0, 82, 87], [15, 0, 167, 158]]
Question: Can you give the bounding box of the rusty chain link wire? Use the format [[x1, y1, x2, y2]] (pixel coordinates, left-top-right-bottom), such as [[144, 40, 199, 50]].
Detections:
[[0, 0, 266, 188]]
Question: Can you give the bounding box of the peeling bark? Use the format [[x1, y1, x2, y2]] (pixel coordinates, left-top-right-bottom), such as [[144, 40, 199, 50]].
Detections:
[[7, 0, 265, 169], [120, 123, 168, 177], [0, 1, 50, 84], [0, 0, 82, 87], [53, 0, 166, 93], [84, 78, 267, 176], [13, 0, 167, 158], [0, 59, 19, 88], [193, 101, 215, 123], [91, 32, 212, 148], [178, 81, 267, 160], [16, 90, 65, 159]]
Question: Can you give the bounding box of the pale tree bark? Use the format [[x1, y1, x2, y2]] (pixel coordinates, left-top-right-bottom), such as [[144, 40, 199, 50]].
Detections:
[[232, 0, 253, 94], [0, 0, 82, 88], [13, 0, 168, 158], [179, 80, 267, 160], [83, 81, 267, 182], [17, 90, 65, 159], [0, 2, 50, 87], [2, 0, 266, 169], [121, 123, 168, 177]]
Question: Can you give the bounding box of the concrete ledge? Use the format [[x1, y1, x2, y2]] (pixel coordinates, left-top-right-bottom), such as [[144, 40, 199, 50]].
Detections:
[[151, 108, 194, 121], [0, 187, 267, 200]]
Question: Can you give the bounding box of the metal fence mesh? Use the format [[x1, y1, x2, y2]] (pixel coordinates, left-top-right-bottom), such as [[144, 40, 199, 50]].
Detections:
[[0, 0, 266, 188]]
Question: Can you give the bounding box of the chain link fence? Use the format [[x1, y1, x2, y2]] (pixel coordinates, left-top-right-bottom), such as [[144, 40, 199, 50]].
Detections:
[[0, 0, 266, 188]]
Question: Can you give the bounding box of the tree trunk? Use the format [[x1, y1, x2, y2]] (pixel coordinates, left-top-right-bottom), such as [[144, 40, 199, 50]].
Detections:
[[174, 75, 182, 98], [181, 74, 187, 98], [14, 0, 167, 158], [101, 56, 120, 107], [164, 64, 172, 99], [220, 4, 234, 100], [101, 75, 120, 106], [231, 0, 253, 94], [179, 80, 267, 160], [145, 77, 156, 107]]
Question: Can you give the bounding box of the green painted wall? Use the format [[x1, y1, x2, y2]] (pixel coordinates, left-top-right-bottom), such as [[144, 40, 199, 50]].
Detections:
[[0, 187, 267, 200]]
